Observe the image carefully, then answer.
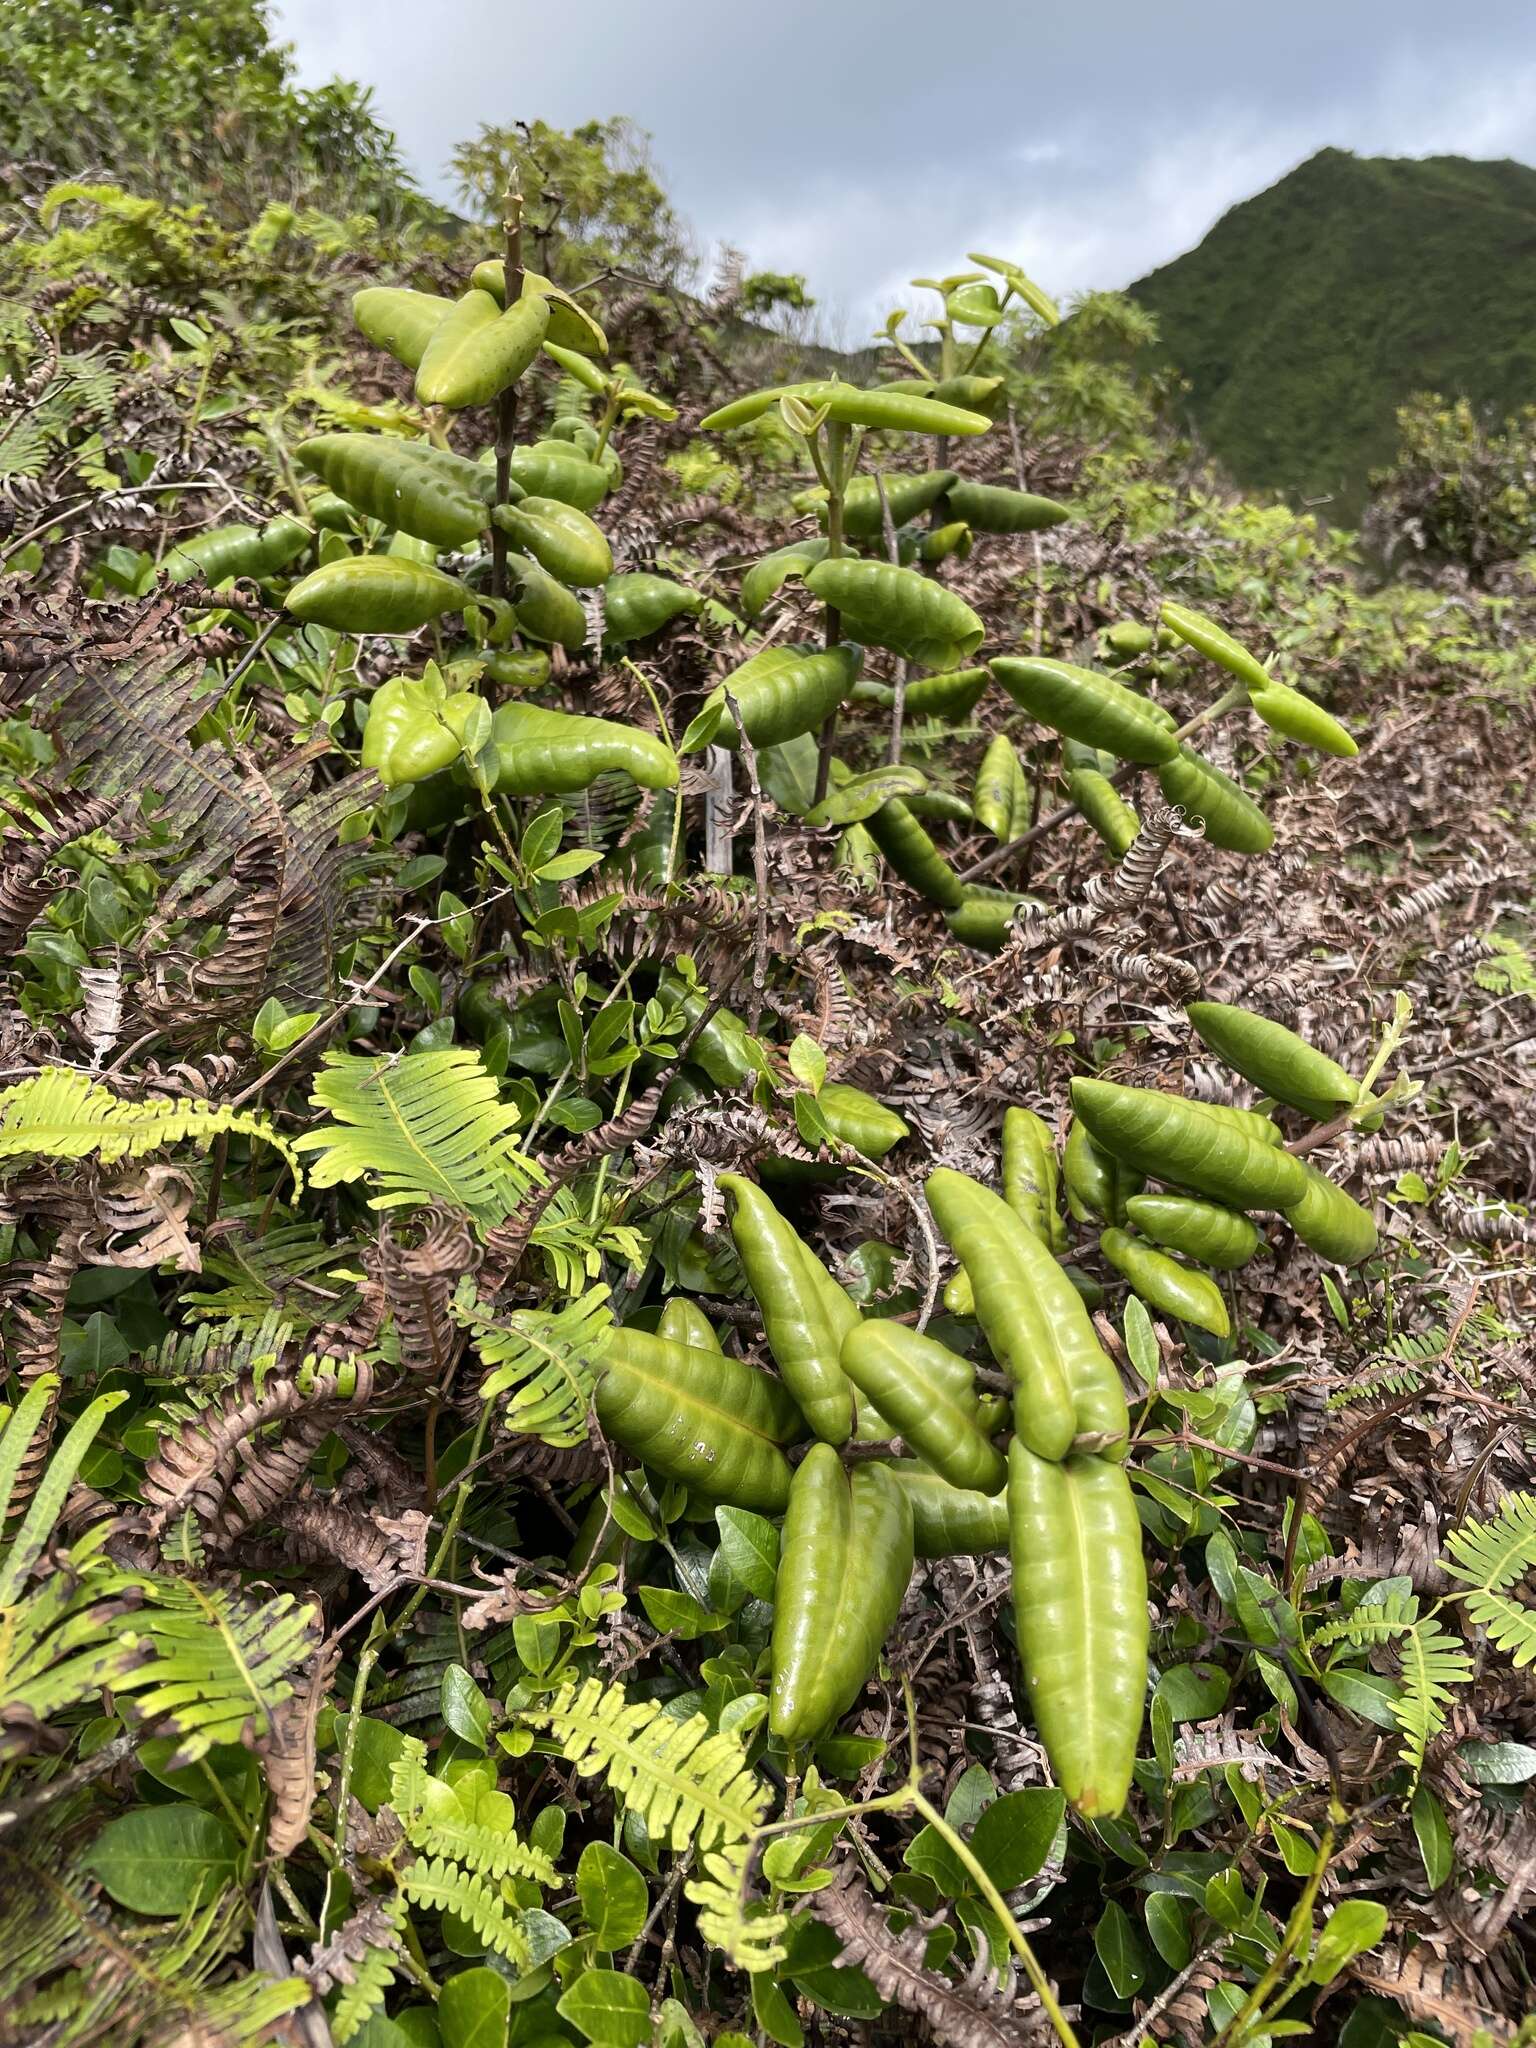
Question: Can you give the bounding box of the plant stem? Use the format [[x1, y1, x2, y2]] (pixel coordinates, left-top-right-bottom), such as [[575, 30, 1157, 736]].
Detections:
[[1208, 1825, 1334, 2048], [812, 420, 849, 805], [490, 183, 526, 606]]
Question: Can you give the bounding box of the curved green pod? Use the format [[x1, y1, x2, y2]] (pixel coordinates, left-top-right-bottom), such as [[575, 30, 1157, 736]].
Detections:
[[1003, 1106, 1067, 1255], [920, 520, 973, 565], [603, 573, 703, 644], [835, 470, 957, 539], [885, 1461, 1010, 1556], [942, 481, 1072, 534], [1064, 1118, 1145, 1226], [806, 763, 927, 828], [352, 285, 452, 371], [703, 379, 989, 437], [308, 491, 362, 533], [720, 1175, 856, 1446], [1099, 1227, 1230, 1337], [489, 703, 676, 795], [761, 1081, 910, 1185], [1186, 1001, 1358, 1123], [804, 560, 985, 671], [769, 1448, 914, 1746], [854, 667, 990, 720], [506, 444, 611, 510], [1103, 622, 1158, 662], [492, 496, 612, 587], [297, 434, 496, 548], [164, 515, 310, 586], [927, 1168, 1129, 1459], [511, 558, 589, 649], [1063, 739, 1140, 857], [943, 887, 1035, 951], [1124, 1194, 1259, 1271], [740, 537, 829, 621], [1158, 599, 1273, 696], [415, 288, 549, 410], [991, 657, 1177, 766], [1008, 1442, 1148, 1818], [878, 372, 1007, 417], [1187, 1099, 1283, 1148], [865, 799, 966, 910], [841, 1323, 1004, 1494], [656, 1298, 721, 1351], [973, 733, 1028, 840], [285, 555, 471, 635], [482, 648, 551, 691], [470, 263, 609, 355], [1070, 1079, 1307, 1212], [965, 252, 1060, 326], [361, 674, 484, 786], [596, 1326, 802, 1510], [1284, 1161, 1379, 1266], [904, 790, 975, 825], [1158, 747, 1273, 854], [693, 643, 861, 751], [1247, 680, 1357, 758]]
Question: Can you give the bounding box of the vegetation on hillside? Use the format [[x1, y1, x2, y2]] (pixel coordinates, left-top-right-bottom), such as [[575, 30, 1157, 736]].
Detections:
[[0, 11, 1533, 2048], [1130, 148, 1536, 514]]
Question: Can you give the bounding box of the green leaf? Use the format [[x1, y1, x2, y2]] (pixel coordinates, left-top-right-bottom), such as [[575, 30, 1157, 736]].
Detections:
[[788, 1034, 827, 1093], [557, 1968, 652, 2047], [1094, 1899, 1147, 1997], [714, 1506, 780, 1601], [969, 1788, 1064, 1890], [1300, 1900, 1389, 1986], [1410, 1784, 1453, 1889], [1122, 1295, 1160, 1384], [1154, 1661, 1232, 1724], [1144, 1891, 1192, 1969], [638, 1585, 727, 1637], [439, 1967, 511, 2048], [751, 1974, 803, 2048], [577, 1841, 649, 1951], [1457, 1739, 1536, 1783], [82, 1803, 237, 1915], [442, 1664, 492, 1752], [903, 1823, 970, 1898]]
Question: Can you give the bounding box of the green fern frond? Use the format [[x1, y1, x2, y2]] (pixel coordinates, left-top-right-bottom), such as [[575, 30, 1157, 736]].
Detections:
[[527, 1677, 770, 1853], [294, 1048, 541, 1229], [399, 1856, 533, 1966], [389, 1744, 559, 1884], [1313, 1590, 1474, 1782], [460, 1281, 612, 1448], [0, 1068, 299, 1186], [329, 1901, 406, 2046], [1444, 1493, 1536, 1667], [689, 1844, 790, 1973]]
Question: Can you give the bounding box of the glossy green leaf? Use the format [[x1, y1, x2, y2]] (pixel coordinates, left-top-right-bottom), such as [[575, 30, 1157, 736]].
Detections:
[[82, 1803, 237, 1915]]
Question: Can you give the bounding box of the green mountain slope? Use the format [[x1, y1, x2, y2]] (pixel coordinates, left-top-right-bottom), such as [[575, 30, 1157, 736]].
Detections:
[[1129, 148, 1536, 511]]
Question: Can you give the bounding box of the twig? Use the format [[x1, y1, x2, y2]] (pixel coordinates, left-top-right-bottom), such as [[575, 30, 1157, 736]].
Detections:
[[490, 183, 525, 605], [724, 690, 769, 1033]]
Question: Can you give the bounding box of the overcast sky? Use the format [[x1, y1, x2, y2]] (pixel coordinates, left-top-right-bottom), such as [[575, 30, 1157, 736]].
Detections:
[[273, 1, 1536, 344]]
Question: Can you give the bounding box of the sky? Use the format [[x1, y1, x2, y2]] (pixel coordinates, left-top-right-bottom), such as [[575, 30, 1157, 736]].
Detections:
[[272, 0, 1536, 345]]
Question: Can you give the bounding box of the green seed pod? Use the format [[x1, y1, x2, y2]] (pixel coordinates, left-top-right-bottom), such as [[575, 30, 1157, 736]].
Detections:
[[1124, 1194, 1259, 1271], [308, 492, 362, 533], [854, 666, 989, 720], [1063, 739, 1140, 856], [865, 799, 967, 909], [878, 373, 1007, 417], [1247, 681, 1357, 758], [603, 573, 704, 644], [1103, 622, 1157, 661], [991, 657, 1177, 765], [506, 444, 611, 510], [804, 559, 985, 671], [769, 1448, 914, 1746], [352, 285, 452, 371], [656, 1298, 721, 1351], [920, 520, 973, 565], [973, 734, 1030, 840], [297, 434, 496, 549], [415, 289, 550, 410], [836, 820, 882, 887], [806, 763, 927, 828], [761, 1081, 910, 1187], [842, 1323, 1004, 1495], [927, 1168, 1129, 1459], [285, 556, 471, 635], [492, 496, 613, 587], [741, 537, 830, 621], [596, 1326, 802, 1510], [490, 702, 677, 795], [1284, 1161, 1379, 1266], [943, 887, 1036, 951], [885, 1461, 1010, 1556], [1003, 1106, 1068, 1255], [827, 470, 958, 539], [511, 558, 590, 649], [1158, 747, 1273, 854], [1187, 1100, 1283, 1148], [942, 481, 1073, 534], [704, 379, 989, 437], [721, 1175, 857, 1446], [1070, 1079, 1307, 1212], [904, 790, 975, 825], [1008, 1441, 1148, 1818], [361, 674, 485, 786], [692, 644, 862, 751], [471, 264, 609, 355], [482, 648, 551, 691], [1099, 1227, 1230, 1337], [1158, 599, 1272, 695], [164, 515, 310, 586], [1186, 1001, 1358, 1123], [966, 252, 1060, 326], [943, 1268, 975, 1316], [1064, 1118, 1145, 1226]]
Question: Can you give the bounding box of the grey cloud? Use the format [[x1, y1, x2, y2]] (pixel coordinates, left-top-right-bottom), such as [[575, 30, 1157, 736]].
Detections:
[[272, 0, 1536, 331]]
